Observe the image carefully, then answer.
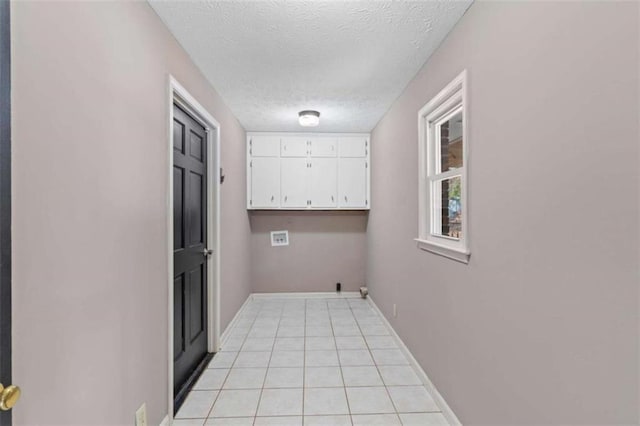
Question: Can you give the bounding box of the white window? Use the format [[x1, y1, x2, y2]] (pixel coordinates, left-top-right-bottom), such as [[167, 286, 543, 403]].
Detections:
[[416, 70, 469, 263]]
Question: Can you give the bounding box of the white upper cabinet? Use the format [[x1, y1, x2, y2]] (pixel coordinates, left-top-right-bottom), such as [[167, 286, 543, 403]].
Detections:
[[281, 136, 309, 157], [338, 158, 367, 208], [281, 158, 309, 208], [250, 157, 280, 208], [310, 158, 337, 208], [339, 136, 367, 157], [251, 135, 280, 157], [247, 133, 369, 210], [310, 137, 337, 157]]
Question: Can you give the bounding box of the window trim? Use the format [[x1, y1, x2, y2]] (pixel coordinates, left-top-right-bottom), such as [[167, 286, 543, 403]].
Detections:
[[416, 70, 470, 264]]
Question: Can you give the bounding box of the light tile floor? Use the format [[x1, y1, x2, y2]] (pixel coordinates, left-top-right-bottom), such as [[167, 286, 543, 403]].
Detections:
[[175, 296, 449, 426]]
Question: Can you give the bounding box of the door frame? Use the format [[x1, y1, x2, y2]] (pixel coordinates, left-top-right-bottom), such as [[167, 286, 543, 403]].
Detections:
[[0, 1, 11, 424], [167, 76, 221, 419]]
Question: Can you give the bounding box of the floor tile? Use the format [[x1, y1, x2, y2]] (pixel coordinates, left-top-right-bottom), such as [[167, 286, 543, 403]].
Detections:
[[242, 337, 275, 352], [371, 349, 409, 366], [257, 388, 304, 416], [341, 366, 383, 387], [378, 365, 422, 386], [264, 367, 304, 388], [305, 326, 332, 337], [305, 350, 339, 367], [345, 387, 395, 414], [277, 326, 305, 337], [338, 349, 374, 366], [364, 336, 398, 349], [193, 368, 229, 390], [335, 336, 367, 350], [274, 337, 305, 351], [280, 318, 305, 327], [360, 325, 389, 336], [304, 388, 349, 415], [270, 351, 304, 367], [305, 336, 336, 351], [399, 412, 449, 425], [175, 390, 217, 419], [303, 415, 351, 425], [208, 352, 237, 369], [352, 413, 401, 425], [223, 367, 267, 389], [254, 416, 303, 426], [304, 366, 344, 388], [209, 389, 261, 418], [248, 326, 278, 338], [220, 336, 245, 351], [332, 326, 362, 337], [388, 386, 439, 413], [205, 418, 253, 426], [173, 419, 205, 426], [234, 351, 271, 368]]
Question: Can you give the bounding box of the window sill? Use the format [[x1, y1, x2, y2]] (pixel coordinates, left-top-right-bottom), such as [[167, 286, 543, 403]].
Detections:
[[414, 238, 470, 264]]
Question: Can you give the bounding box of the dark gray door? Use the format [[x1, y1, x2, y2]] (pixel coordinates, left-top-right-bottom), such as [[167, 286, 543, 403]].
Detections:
[[0, 1, 12, 424], [173, 104, 209, 399]]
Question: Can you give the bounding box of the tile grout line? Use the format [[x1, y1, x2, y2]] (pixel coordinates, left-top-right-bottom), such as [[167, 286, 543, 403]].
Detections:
[[302, 298, 307, 420], [328, 300, 354, 425], [253, 301, 284, 424], [348, 298, 403, 424], [202, 298, 259, 421]]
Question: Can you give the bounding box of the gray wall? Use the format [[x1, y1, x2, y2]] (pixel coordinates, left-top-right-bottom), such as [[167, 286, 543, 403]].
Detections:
[[11, 1, 250, 424], [368, 2, 639, 424], [250, 212, 367, 293]]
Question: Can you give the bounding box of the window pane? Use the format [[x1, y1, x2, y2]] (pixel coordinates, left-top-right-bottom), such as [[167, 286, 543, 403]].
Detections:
[[432, 176, 462, 239], [438, 111, 463, 173]]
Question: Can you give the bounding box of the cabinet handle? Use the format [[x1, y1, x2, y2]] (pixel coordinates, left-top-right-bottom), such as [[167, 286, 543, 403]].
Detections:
[[284, 196, 288, 202], [345, 196, 348, 202], [331, 196, 334, 202], [284, 145, 287, 150], [271, 195, 274, 202]]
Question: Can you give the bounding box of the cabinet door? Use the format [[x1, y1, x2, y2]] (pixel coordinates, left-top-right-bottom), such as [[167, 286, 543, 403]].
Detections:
[[339, 137, 367, 157], [250, 157, 280, 208], [281, 158, 309, 208], [310, 137, 337, 157], [310, 158, 337, 208], [281, 136, 308, 157], [338, 158, 367, 208], [251, 135, 280, 157]]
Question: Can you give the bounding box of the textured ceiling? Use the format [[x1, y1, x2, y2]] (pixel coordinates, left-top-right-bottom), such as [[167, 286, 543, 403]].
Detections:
[[149, 1, 472, 132]]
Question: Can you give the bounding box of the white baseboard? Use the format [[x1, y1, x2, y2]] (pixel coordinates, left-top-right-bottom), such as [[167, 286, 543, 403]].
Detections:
[[219, 293, 253, 347], [367, 295, 462, 426], [252, 291, 361, 299], [159, 414, 170, 426]]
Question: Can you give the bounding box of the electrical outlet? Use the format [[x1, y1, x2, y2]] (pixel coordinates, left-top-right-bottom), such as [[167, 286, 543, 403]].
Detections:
[[393, 304, 397, 318], [135, 403, 147, 426]]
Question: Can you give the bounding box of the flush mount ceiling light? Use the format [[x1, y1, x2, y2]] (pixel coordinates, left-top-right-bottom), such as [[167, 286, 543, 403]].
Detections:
[[298, 110, 320, 127]]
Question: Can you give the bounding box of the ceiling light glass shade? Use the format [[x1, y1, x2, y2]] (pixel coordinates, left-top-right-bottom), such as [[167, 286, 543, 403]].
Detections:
[[298, 110, 320, 127]]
